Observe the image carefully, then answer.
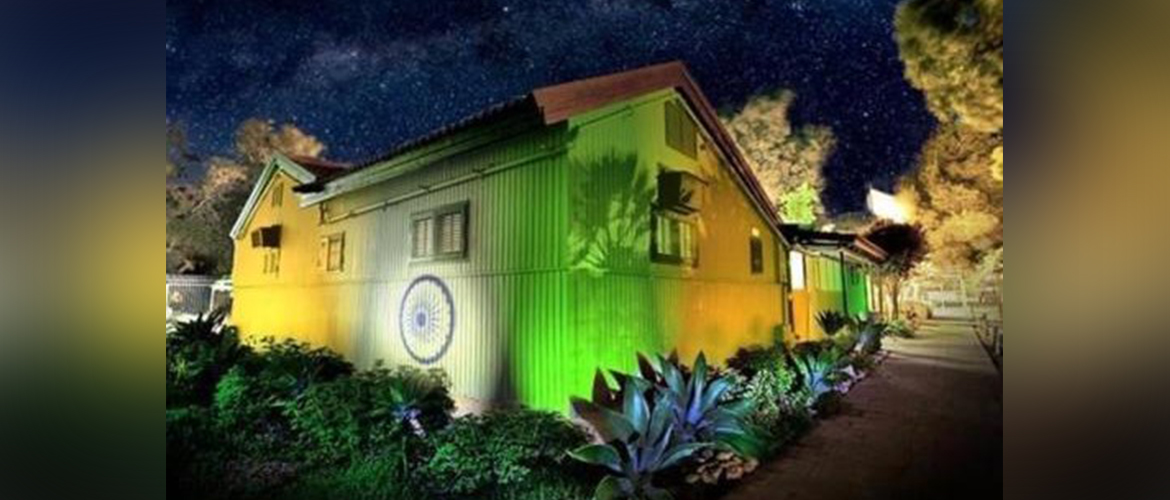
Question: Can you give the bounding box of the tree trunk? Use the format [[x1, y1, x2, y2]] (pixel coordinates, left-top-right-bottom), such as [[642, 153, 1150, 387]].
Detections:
[[891, 279, 902, 319]]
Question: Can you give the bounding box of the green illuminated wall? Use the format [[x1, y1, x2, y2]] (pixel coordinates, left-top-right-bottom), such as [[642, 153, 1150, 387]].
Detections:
[[844, 264, 871, 319]]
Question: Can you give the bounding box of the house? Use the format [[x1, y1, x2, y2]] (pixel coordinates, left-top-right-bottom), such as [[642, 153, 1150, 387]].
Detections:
[[229, 62, 793, 412], [782, 225, 888, 341]]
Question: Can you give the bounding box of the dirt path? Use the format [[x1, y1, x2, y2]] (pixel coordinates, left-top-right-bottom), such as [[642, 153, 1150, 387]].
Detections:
[[727, 321, 1002, 500]]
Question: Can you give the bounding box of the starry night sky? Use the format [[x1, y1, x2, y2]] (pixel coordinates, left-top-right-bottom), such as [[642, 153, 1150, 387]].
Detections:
[[166, 0, 935, 214]]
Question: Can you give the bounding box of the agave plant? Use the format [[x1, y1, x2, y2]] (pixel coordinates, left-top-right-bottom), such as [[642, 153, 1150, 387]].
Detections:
[[631, 353, 756, 455], [816, 311, 851, 337], [790, 342, 850, 402], [852, 317, 890, 355], [571, 378, 706, 500]]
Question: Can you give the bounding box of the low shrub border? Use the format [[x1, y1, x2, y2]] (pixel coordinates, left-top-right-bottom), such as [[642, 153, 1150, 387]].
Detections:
[[166, 315, 908, 500]]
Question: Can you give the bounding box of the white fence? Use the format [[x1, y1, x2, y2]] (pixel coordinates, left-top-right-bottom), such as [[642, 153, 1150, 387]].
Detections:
[[166, 275, 232, 323]]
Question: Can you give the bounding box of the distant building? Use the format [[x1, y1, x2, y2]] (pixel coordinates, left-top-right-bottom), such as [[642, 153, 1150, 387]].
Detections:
[[782, 226, 888, 341]]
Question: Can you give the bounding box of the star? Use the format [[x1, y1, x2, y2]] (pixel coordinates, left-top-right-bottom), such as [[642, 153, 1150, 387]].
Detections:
[[166, 0, 936, 214]]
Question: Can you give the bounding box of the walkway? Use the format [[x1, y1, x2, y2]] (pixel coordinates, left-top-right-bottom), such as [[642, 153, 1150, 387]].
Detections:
[[728, 321, 1003, 500]]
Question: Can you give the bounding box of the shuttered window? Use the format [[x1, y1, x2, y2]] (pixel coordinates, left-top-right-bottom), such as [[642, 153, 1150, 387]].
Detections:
[[412, 218, 435, 258], [665, 101, 698, 158], [412, 202, 468, 260], [438, 211, 464, 255]]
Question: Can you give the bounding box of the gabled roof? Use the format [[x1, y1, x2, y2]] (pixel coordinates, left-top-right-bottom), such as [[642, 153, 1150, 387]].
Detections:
[[229, 154, 350, 239], [783, 225, 888, 264], [288, 155, 350, 181], [307, 61, 786, 240]]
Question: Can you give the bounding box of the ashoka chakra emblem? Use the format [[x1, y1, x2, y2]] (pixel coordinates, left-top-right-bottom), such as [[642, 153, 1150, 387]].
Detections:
[[399, 275, 455, 365]]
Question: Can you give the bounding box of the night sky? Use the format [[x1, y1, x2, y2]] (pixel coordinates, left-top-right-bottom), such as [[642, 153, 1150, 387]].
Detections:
[[166, 0, 935, 214]]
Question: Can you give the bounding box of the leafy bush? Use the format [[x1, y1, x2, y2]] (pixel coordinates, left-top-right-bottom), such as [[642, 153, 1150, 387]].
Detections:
[[887, 319, 916, 339], [424, 410, 591, 497], [167, 313, 252, 407], [213, 339, 355, 457], [278, 453, 422, 500], [724, 346, 813, 457], [815, 311, 851, 337], [168, 407, 219, 466], [725, 344, 788, 380], [288, 364, 453, 464]]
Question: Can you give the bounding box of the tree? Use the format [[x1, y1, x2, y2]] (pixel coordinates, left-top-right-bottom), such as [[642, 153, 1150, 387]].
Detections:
[[897, 125, 1002, 271], [991, 146, 1003, 182], [779, 182, 819, 226], [722, 91, 837, 226], [167, 122, 199, 182], [234, 118, 326, 171], [864, 222, 928, 318], [895, 0, 1003, 134], [166, 119, 327, 275]]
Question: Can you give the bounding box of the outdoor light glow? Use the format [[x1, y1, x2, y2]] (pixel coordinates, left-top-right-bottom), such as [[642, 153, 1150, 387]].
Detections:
[[867, 188, 911, 223]]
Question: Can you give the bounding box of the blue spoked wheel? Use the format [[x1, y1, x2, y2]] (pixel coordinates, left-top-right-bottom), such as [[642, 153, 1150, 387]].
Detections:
[[398, 275, 455, 365]]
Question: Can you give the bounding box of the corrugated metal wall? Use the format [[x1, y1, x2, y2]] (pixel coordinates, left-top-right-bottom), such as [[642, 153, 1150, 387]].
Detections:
[[234, 89, 792, 414]]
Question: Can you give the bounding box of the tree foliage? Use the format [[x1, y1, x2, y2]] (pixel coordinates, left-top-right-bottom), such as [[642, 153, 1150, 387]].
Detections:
[[722, 91, 836, 226], [895, 0, 1003, 134], [991, 146, 1003, 182], [897, 125, 1002, 271], [864, 222, 928, 280], [167, 122, 199, 181], [235, 118, 326, 170], [166, 120, 326, 275], [778, 183, 820, 226]]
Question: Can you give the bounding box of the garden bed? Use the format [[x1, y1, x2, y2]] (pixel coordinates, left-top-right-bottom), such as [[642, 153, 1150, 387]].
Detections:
[[167, 313, 902, 500]]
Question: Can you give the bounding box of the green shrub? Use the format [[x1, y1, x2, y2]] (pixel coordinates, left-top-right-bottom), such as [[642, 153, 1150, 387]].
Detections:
[[167, 313, 252, 407], [424, 410, 591, 497], [887, 319, 916, 339], [288, 365, 454, 464], [725, 344, 788, 379], [168, 407, 235, 499], [724, 348, 813, 457], [167, 407, 218, 465], [279, 454, 423, 500], [213, 339, 355, 457]]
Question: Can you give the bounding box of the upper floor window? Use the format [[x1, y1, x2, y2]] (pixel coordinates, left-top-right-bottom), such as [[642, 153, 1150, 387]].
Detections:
[[271, 181, 284, 208], [750, 229, 764, 275], [412, 203, 468, 260], [320, 233, 345, 272], [665, 101, 698, 158]]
